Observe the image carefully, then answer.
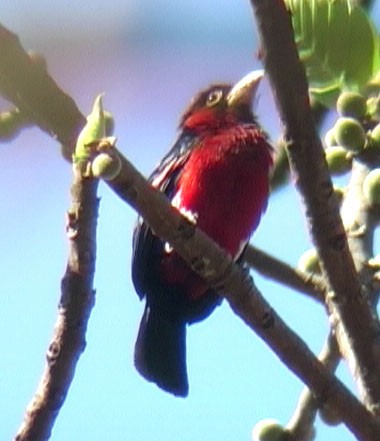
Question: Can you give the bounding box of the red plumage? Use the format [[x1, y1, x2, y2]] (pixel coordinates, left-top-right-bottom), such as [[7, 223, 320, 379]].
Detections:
[[132, 71, 273, 396]]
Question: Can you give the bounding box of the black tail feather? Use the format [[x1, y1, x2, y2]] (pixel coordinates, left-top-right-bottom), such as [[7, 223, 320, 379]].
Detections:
[[134, 305, 189, 397]]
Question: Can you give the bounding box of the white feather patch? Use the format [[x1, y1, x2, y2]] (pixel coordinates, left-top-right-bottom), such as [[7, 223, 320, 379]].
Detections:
[[164, 190, 198, 254]]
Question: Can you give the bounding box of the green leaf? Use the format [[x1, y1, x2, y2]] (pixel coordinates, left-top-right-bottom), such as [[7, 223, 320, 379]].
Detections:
[[285, 0, 380, 106], [74, 94, 106, 162]]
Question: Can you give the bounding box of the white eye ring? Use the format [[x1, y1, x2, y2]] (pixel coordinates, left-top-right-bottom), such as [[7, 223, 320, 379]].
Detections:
[[206, 89, 223, 107]]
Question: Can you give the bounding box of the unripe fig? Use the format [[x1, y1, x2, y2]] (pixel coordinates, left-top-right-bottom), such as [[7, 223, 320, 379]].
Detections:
[[252, 419, 288, 441], [336, 91, 366, 119], [363, 169, 380, 205], [366, 96, 380, 119], [298, 249, 321, 274], [325, 146, 352, 175], [324, 128, 337, 147], [334, 117, 366, 152], [92, 152, 121, 180], [0, 110, 25, 140], [369, 123, 380, 148]]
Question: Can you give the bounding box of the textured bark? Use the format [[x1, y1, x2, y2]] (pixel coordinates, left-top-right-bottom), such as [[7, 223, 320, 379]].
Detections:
[[250, 0, 380, 412], [15, 170, 99, 441]]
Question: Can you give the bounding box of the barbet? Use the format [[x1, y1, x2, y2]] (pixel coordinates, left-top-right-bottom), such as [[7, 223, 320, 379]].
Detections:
[[132, 71, 273, 396]]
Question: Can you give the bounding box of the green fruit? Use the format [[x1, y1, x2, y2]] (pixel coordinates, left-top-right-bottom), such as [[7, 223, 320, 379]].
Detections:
[[334, 117, 366, 152], [366, 96, 380, 119], [91, 152, 122, 181], [369, 123, 380, 148], [252, 419, 288, 441], [324, 128, 337, 147], [0, 110, 26, 140], [336, 91, 367, 119], [298, 249, 321, 274], [325, 146, 352, 175], [363, 169, 380, 205], [319, 403, 342, 426]]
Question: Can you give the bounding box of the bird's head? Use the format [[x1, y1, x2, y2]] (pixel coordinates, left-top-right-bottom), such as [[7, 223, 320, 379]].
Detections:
[[180, 70, 264, 133]]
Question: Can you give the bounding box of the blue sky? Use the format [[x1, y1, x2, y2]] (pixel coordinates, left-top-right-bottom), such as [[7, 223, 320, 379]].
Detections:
[[1, 2, 378, 441]]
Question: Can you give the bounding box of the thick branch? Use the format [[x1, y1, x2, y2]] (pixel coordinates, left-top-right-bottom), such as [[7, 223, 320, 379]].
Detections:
[[102, 150, 380, 440], [0, 24, 85, 147], [250, 0, 380, 411], [14, 169, 99, 441]]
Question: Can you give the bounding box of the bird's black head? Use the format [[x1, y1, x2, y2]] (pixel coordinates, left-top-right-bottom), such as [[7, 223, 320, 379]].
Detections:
[[180, 71, 264, 132]]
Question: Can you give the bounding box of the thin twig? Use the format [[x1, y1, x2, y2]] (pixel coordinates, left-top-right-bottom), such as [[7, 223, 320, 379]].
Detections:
[[342, 161, 379, 300], [244, 245, 325, 303], [14, 169, 99, 441], [250, 0, 380, 412], [286, 334, 340, 441]]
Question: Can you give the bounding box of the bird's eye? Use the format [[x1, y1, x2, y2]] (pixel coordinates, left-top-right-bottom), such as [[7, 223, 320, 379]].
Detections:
[[206, 89, 223, 107]]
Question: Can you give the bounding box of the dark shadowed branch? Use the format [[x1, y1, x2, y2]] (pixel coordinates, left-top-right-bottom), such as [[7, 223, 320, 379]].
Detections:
[[249, 0, 380, 413]]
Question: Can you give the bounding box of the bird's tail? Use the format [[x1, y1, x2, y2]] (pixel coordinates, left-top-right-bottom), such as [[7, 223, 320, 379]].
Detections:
[[134, 305, 189, 397]]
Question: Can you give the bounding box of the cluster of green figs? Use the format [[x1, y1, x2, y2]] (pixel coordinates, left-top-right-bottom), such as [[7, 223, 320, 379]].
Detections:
[[324, 90, 380, 203], [298, 89, 380, 276]]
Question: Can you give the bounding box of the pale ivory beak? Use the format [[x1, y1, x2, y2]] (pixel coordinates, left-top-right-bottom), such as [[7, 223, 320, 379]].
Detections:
[[227, 70, 264, 108]]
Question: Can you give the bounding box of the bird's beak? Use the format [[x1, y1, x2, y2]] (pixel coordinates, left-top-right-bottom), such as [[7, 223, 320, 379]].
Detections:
[[227, 70, 264, 108]]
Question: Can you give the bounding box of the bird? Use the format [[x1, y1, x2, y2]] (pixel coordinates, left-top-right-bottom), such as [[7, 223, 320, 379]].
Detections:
[[132, 70, 273, 397]]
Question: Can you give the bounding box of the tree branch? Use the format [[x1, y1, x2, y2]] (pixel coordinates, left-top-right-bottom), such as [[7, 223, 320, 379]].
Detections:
[[14, 169, 99, 441], [341, 160, 379, 302], [101, 147, 380, 440], [2, 18, 379, 440], [286, 333, 341, 441], [243, 245, 325, 303], [250, 0, 380, 412], [0, 24, 85, 148]]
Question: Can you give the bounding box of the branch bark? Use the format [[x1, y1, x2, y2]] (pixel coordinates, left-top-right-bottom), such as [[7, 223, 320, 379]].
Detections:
[[244, 245, 325, 303], [250, 0, 380, 412], [2, 15, 380, 441], [0, 24, 85, 147], [101, 147, 380, 440], [286, 333, 341, 440], [14, 170, 99, 441]]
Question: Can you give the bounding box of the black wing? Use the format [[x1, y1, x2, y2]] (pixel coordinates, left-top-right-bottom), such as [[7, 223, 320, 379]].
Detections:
[[131, 132, 197, 300], [131, 132, 222, 323]]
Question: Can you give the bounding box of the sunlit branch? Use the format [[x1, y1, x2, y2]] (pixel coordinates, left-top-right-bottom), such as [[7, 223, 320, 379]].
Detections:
[[250, 0, 380, 412], [14, 169, 98, 441]]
